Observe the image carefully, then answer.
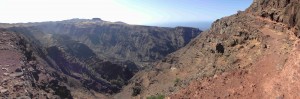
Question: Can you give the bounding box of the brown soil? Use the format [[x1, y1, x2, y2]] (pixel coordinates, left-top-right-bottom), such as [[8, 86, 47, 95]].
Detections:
[[170, 17, 300, 98], [116, 1, 300, 98], [0, 30, 29, 98]]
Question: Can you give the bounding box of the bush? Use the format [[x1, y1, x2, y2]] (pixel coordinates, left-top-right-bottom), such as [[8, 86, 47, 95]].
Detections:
[[110, 79, 125, 87], [146, 94, 165, 99], [174, 78, 181, 86], [132, 86, 141, 96]]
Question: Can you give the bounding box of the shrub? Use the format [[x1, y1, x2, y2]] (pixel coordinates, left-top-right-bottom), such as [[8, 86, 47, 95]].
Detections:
[[110, 79, 124, 87], [174, 78, 181, 86], [132, 86, 141, 96], [146, 94, 165, 99]]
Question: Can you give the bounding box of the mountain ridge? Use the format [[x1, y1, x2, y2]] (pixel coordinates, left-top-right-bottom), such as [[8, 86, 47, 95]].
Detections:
[[9, 19, 201, 67]]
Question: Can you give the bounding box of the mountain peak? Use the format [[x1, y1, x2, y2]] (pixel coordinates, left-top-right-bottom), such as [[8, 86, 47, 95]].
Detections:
[[92, 18, 102, 21]]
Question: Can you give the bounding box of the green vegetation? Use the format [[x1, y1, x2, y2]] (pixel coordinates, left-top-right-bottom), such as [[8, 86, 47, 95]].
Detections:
[[174, 78, 181, 86], [146, 94, 165, 99], [132, 86, 141, 96], [110, 79, 125, 87]]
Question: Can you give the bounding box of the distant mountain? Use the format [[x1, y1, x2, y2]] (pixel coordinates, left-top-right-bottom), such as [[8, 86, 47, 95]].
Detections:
[[147, 21, 213, 30]]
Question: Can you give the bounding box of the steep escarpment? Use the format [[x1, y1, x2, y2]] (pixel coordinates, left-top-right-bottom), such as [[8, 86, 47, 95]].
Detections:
[[0, 29, 106, 98], [23, 19, 201, 67], [117, 0, 300, 98], [9, 27, 139, 94]]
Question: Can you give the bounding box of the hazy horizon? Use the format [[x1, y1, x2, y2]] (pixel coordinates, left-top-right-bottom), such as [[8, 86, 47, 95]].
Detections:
[[0, 0, 252, 28]]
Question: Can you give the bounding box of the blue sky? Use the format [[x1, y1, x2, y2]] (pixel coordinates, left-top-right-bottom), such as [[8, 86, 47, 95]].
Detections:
[[120, 0, 253, 23], [0, 0, 253, 25]]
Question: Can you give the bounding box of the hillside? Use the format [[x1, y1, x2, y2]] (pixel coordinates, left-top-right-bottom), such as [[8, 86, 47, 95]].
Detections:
[[14, 19, 201, 67], [0, 19, 201, 98], [3, 0, 300, 98], [0, 29, 111, 98], [116, 0, 300, 98]]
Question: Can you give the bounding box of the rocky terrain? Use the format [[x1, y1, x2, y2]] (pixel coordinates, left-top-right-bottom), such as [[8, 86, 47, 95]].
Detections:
[[115, 0, 300, 98], [0, 19, 201, 98], [3, 0, 300, 98], [0, 29, 109, 98]]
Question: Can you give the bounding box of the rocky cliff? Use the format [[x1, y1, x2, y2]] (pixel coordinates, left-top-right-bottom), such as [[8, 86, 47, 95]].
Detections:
[[21, 19, 201, 67], [0, 29, 109, 98], [248, 0, 300, 36], [116, 0, 300, 98]]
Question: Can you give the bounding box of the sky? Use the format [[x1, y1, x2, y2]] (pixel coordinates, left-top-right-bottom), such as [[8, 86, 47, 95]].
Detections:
[[0, 0, 253, 25]]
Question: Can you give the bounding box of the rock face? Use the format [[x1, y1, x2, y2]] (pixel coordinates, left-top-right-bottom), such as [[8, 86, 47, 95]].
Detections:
[[0, 29, 75, 98], [247, 0, 300, 36], [116, 0, 300, 98]]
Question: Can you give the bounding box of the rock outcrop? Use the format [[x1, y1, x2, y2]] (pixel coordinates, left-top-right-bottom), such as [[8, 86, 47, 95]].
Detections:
[[247, 0, 300, 36]]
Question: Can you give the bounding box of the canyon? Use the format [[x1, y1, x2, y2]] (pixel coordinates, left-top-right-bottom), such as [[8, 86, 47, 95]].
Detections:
[[1, 0, 300, 98]]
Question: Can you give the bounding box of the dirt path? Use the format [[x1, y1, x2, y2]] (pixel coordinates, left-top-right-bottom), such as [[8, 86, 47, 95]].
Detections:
[[262, 39, 300, 98]]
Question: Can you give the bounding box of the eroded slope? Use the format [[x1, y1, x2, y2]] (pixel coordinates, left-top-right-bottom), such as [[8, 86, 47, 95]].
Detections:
[[0, 29, 107, 98], [117, 0, 300, 98], [23, 20, 201, 67]]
